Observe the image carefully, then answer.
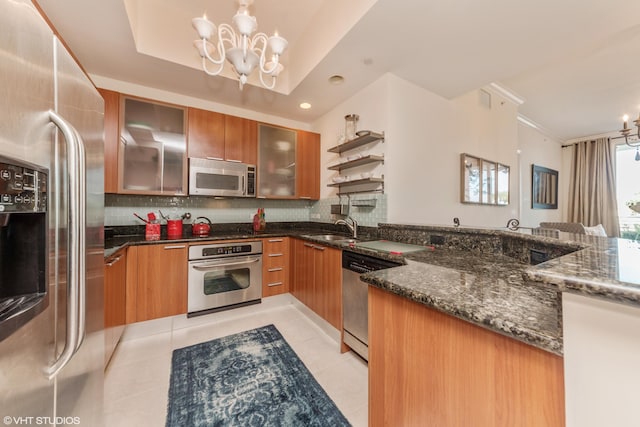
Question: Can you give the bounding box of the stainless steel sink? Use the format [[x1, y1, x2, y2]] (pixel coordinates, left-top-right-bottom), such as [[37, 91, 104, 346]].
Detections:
[[302, 234, 357, 243]]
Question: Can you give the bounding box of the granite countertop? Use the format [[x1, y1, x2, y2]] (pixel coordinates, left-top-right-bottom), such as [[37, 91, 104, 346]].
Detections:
[[103, 223, 372, 258], [523, 235, 640, 306], [360, 248, 563, 355]]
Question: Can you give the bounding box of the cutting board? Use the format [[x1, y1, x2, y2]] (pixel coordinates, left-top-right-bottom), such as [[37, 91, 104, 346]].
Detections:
[[354, 240, 428, 255]]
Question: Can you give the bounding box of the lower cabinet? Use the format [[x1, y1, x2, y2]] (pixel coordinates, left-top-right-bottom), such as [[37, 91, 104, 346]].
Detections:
[[291, 239, 342, 329], [368, 286, 565, 426], [262, 237, 290, 297], [104, 248, 127, 367], [125, 243, 188, 323]]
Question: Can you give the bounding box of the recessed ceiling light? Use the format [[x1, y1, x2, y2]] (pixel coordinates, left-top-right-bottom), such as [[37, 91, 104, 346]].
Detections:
[[328, 75, 344, 85], [299, 102, 312, 110]]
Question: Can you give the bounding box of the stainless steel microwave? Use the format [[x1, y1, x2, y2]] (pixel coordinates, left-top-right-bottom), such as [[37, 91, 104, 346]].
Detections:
[[189, 158, 256, 197]]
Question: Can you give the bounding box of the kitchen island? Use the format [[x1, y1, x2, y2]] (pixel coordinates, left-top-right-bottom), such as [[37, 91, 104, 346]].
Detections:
[[360, 223, 640, 427]]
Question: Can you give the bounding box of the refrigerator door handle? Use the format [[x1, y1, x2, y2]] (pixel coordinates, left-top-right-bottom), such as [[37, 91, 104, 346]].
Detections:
[[45, 110, 86, 380]]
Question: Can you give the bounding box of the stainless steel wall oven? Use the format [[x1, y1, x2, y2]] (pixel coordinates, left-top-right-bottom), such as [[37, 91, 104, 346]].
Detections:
[[188, 241, 262, 316]]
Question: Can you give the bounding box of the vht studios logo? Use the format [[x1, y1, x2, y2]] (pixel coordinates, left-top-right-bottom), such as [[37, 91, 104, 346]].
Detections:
[[3, 416, 81, 425]]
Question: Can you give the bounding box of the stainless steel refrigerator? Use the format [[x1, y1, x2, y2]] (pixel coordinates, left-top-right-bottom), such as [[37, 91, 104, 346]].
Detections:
[[0, 0, 105, 425]]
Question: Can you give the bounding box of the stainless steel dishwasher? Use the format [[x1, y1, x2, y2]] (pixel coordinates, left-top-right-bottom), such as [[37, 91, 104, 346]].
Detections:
[[342, 251, 401, 361]]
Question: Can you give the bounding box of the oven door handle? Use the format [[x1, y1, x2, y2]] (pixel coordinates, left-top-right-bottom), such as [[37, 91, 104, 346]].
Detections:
[[190, 256, 261, 271]]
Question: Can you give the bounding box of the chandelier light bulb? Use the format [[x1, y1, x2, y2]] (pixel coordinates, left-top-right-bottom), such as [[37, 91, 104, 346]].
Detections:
[[192, 16, 216, 40], [232, 12, 256, 36], [268, 35, 288, 56]]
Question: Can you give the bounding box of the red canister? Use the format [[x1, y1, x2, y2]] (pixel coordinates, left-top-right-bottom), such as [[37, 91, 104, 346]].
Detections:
[[145, 223, 160, 240], [167, 219, 182, 238]]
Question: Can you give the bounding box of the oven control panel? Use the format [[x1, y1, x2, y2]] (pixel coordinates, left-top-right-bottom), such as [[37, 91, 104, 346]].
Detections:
[[203, 244, 253, 257], [0, 158, 47, 213], [189, 241, 263, 261]]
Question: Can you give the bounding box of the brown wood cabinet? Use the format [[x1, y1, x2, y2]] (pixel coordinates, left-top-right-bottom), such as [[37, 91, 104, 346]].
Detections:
[[296, 130, 320, 200], [98, 88, 120, 194], [187, 107, 225, 160], [99, 90, 318, 196], [104, 248, 126, 367], [225, 115, 258, 164], [125, 243, 188, 323], [262, 237, 290, 297], [368, 286, 565, 427], [187, 107, 257, 164], [291, 239, 342, 329]]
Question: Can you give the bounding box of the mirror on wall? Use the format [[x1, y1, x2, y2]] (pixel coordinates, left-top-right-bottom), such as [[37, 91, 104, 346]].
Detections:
[[532, 164, 558, 209], [461, 153, 509, 206]]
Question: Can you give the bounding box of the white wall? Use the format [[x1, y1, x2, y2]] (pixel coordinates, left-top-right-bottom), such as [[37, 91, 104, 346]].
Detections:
[[312, 75, 390, 200], [387, 76, 521, 227], [517, 122, 564, 227], [313, 73, 524, 228]]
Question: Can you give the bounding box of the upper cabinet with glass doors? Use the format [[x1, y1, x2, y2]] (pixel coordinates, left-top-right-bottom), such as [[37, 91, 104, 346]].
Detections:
[[258, 124, 297, 198], [119, 97, 187, 195]]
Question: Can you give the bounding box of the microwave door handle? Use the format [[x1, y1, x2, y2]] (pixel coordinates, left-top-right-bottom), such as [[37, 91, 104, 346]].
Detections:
[[45, 111, 86, 380], [242, 175, 245, 194], [191, 256, 261, 271]]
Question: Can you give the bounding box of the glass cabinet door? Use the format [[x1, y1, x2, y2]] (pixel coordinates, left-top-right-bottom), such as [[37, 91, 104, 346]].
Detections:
[[120, 97, 187, 194], [258, 124, 296, 197]]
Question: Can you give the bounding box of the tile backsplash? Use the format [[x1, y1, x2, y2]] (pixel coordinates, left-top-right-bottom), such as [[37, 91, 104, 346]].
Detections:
[[309, 194, 387, 227], [105, 193, 387, 227]]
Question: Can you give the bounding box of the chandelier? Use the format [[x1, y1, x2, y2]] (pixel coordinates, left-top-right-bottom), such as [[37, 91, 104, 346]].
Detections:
[[620, 114, 640, 160], [192, 0, 288, 90]]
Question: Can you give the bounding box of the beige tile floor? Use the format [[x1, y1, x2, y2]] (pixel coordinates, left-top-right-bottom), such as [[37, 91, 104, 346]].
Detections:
[[104, 294, 368, 426]]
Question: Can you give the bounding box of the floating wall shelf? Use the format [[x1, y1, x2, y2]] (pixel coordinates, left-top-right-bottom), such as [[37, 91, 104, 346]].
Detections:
[[327, 154, 384, 171], [327, 131, 385, 154]]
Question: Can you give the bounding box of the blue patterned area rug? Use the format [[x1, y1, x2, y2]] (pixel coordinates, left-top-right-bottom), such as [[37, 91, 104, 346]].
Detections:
[[166, 324, 351, 426]]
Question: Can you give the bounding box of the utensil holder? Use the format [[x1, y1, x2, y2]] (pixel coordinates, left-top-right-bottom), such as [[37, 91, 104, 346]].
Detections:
[[167, 220, 182, 238], [145, 223, 160, 240]]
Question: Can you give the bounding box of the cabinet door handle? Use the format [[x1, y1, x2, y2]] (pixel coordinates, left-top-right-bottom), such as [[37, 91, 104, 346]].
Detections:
[[313, 245, 326, 251], [267, 282, 283, 287], [299, 196, 311, 199], [164, 245, 186, 250], [268, 267, 283, 272], [268, 239, 283, 243], [268, 253, 283, 257], [303, 243, 315, 248], [106, 255, 122, 267], [226, 159, 242, 163], [206, 156, 223, 161]]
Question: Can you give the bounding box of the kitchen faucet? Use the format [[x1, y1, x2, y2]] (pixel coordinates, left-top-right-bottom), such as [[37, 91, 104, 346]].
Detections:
[[335, 216, 358, 239]]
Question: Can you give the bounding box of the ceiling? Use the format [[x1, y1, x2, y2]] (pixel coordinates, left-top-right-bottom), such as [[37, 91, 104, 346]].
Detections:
[[36, 0, 640, 142]]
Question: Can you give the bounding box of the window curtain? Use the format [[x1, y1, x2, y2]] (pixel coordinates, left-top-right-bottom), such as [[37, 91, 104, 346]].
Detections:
[[567, 137, 620, 237]]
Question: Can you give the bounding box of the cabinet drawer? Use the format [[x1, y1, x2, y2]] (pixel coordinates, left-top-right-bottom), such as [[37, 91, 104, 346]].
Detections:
[[264, 252, 286, 269], [264, 268, 287, 287], [264, 237, 288, 253]]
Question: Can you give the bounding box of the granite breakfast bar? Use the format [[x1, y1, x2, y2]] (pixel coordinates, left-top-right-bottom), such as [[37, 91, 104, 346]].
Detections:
[[359, 224, 640, 427]]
